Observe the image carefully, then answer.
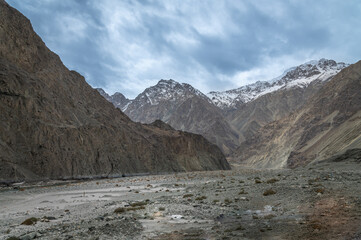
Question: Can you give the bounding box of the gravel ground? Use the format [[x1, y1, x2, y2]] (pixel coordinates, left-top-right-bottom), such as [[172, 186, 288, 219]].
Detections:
[[0, 160, 360, 240]]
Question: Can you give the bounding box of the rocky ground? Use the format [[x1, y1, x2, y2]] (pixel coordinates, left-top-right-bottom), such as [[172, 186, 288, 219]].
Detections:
[[1, 159, 361, 240]]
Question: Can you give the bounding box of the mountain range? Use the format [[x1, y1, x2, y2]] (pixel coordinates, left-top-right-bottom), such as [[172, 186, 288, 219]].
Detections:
[[98, 59, 353, 159]]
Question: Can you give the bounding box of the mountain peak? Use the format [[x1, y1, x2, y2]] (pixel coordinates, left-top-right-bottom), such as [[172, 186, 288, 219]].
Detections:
[[134, 79, 211, 106], [96, 88, 131, 111], [157, 79, 179, 87]]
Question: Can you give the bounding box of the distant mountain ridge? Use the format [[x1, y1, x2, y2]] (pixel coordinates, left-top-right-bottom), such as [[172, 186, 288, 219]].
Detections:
[[100, 59, 348, 112], [208, 59, 348, 110]]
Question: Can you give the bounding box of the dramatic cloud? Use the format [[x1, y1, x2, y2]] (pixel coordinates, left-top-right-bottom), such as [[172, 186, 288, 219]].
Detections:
[[7, 0, 361, 98]]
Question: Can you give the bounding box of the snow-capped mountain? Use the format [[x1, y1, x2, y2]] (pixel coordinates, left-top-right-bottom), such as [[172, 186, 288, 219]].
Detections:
[[129, 79, 212, 107], [208, 59, 349, 110]]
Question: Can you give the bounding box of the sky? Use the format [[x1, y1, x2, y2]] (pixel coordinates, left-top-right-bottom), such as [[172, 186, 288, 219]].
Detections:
[[7, 0, 361, 99]]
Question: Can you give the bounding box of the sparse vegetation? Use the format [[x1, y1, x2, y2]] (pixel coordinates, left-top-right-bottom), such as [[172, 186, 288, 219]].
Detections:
[[114, 205, 146, 213], [314, 187, 325, 194], [266, 178, 279, 184], [263, 189, 277, 196], [6, 237, 20, 240], [114, 207, 126, 213], [238, 189, 248, 194], [159, 207, 165, 211], [236, 225, 245, 231], [195, 196, 207, 201], [21, 217, 38, 225], [127, 206, 145, 211], [183, 194, 194, 198], [130, 201, 148, 207], [264, 214, 276, 219], [255, 178, 262, 184]]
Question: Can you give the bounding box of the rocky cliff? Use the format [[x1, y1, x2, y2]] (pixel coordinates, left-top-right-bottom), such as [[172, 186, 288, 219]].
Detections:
[[0, 0, 230, 182]]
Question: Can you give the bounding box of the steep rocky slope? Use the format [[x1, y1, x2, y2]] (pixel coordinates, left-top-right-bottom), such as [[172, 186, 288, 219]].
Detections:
[[235, 61, 361, 168], [100, 80, 239, 155], [227, 80, 326, 142], [0, 0, 230, 182]]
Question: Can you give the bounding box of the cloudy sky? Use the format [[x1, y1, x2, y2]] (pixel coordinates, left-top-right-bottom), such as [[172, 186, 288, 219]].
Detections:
[[7, 0, 361, 98]]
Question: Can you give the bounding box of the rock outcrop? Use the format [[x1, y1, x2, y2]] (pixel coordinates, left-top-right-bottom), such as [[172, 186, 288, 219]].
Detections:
[[0, 0, 230, 182]]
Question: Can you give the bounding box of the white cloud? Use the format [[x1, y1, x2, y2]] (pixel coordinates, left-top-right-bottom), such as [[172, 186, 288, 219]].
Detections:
[[10, 0, 360, 98], [57, 14, 89, 42]]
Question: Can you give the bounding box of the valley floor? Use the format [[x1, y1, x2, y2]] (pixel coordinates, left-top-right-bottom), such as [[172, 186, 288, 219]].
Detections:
[[0, 161, 361, 240]]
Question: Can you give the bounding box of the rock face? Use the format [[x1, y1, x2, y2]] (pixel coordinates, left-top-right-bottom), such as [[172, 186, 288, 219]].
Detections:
[[235, 61, 361, 168], [0, 1, 230, 182], [102, 80, 239, 155]]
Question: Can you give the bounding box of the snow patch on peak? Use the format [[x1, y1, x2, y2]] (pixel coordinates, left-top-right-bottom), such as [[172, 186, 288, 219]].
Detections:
[[208, 59, 349, 109]]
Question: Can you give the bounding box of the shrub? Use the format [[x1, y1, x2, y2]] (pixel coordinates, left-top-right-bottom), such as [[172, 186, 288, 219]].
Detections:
[[266, 178, 279, 184], [263, 189, 277, 196], [114, 207, 126, 213], [130, 201, 148, 207], [238, 189, 248, 195], [21, 217, 38, 225], [183, 194, 194, 198], [195, 196, 207, 201]]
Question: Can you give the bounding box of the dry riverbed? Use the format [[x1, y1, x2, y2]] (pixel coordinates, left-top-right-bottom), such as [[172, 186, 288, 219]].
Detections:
[[1, 160, 361, 240]]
